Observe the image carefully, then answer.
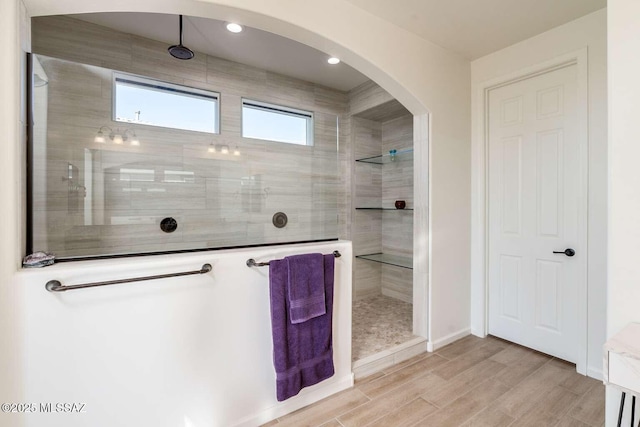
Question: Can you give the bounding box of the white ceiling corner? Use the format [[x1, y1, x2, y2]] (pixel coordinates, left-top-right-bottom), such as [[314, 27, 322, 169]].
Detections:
[[344, 0, 606, 59]]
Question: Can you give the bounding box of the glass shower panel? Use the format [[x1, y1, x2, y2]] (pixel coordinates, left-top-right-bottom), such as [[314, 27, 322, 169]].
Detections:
[[30, 55, 339, 259]]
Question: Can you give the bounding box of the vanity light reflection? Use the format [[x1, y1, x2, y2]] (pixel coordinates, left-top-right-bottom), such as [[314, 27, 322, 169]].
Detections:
[[94, 126, 141, 146], [207, 143, 240, 156]]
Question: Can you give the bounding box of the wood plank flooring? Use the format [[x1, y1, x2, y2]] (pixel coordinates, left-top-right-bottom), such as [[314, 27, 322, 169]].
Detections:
[[264, 335, 605, 427]]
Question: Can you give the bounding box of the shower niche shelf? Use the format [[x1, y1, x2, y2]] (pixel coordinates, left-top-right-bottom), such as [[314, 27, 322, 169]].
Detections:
[[355, 253, 413, 269], [351, 97, 415, 308], [355, 148, 413, 164]]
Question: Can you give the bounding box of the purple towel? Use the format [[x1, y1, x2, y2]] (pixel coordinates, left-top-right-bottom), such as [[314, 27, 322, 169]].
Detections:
[[269, 254, 335, 401], [286, 253, 326, 324]]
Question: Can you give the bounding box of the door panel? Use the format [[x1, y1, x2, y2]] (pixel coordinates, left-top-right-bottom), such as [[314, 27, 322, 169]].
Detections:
[[537, 130, 562, 237], [488, 65, 583, 363], [499, 255, 522, 321], [535, 259, 561, 331], [501, 136, 522, 235]]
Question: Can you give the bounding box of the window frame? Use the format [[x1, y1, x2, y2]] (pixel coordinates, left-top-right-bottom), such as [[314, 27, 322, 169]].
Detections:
[[241, 98, 314, 146], [112, 72, 220, 134]]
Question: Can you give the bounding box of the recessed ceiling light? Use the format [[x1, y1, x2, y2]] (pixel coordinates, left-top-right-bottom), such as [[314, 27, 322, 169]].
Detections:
[[327, 57, 340, 65], [226, 23, 243, 33]]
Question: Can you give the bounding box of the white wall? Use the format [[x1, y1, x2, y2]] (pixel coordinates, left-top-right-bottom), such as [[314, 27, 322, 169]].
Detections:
[[470, 9, 607, 379], [22, 0, 472, 350], [17, 241, 352, 427], [0, 1, 27, 426], [607, 0, 640, 424]]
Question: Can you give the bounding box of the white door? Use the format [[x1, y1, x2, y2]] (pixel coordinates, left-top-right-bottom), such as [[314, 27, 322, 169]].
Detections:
[[487, 64, 585, 363]]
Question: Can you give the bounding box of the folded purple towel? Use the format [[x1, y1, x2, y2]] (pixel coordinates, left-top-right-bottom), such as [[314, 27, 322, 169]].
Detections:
[[269, 254, 335, 401], [286, 253, 326, 324]]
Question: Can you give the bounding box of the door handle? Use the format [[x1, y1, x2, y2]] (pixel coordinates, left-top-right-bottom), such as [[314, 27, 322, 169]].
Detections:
[[553, 248, 575, 257]]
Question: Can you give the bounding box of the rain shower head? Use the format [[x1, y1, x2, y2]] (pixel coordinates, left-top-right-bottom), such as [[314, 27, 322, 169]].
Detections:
[[168, 15, 194, 60]]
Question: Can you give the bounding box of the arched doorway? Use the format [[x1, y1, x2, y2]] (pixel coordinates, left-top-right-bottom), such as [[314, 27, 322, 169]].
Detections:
[[24, 0, 431, 341]]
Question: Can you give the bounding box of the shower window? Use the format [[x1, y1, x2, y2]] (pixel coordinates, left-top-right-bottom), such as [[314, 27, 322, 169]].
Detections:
[[242, 99, 314, 146], [28, 54, 339, 260], [113, 73, 219, 134]]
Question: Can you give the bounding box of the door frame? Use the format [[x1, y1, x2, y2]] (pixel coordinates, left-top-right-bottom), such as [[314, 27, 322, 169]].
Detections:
[[471, 49, 589, 375]]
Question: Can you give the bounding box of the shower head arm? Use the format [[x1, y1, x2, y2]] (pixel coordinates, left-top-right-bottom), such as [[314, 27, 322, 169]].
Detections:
[[179, 15, 184, 46], [168, 14, 195, 60]]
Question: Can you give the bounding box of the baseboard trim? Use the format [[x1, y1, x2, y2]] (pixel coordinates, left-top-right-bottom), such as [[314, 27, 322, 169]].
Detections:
[[234, 374, 354, 427], [587, 366, 603, 381], [470, 328, 487, 338], [427, 328, 471, 352]]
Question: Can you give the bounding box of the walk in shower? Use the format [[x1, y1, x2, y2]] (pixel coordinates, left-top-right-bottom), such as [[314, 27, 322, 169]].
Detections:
[[28, 12, 425, 386], [29, 54, 339, 259], [23, 17, 354, 425], [20, 13, 429, 426], [348, 95, 420, 375]]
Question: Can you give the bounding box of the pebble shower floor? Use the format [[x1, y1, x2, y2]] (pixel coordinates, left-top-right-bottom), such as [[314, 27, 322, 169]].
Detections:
[[352, 294, 415, 361]]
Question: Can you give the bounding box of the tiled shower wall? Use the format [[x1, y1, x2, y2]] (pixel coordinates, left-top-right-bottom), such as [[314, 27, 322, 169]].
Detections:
[[381, 114, 414, 302], [31, 16, 347, 258], [352, 116, 383, 298]]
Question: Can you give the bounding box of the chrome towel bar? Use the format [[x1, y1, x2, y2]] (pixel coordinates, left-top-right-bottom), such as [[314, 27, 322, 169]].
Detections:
[[45, 263, 212, 292], [246, 250, 341, 268]]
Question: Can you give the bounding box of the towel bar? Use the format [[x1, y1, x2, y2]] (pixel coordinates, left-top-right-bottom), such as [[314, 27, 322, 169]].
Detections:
[[45, 263, 212, 292], [246, 251, 341, 268]]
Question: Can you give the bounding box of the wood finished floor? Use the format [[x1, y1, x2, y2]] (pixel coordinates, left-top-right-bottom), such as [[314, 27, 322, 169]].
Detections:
[[263, 335, 605, 427]]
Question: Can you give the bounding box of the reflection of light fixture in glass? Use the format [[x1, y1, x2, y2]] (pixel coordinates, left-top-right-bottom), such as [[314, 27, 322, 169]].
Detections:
[[130, 132, 140, 146], [94, 129, 106, 143], [207, 143, 237, 155], [93, 126, 141, 146]]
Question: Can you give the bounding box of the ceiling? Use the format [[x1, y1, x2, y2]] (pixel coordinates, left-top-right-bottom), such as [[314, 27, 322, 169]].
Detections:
[[344, 0, 606, 59], [73, 13, 370, 92], [74, 1, 606, 92]]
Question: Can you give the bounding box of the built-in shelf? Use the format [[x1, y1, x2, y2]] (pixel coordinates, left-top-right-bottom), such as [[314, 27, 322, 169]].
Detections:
[[355, 148, 413, 165], [355, 253, 413, 269], [355, 207, 414, 211]]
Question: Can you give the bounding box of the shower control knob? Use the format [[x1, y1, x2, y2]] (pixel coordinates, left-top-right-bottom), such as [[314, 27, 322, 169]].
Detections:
[[272, 212, 288, 228], [160, 217, 178, 233]]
